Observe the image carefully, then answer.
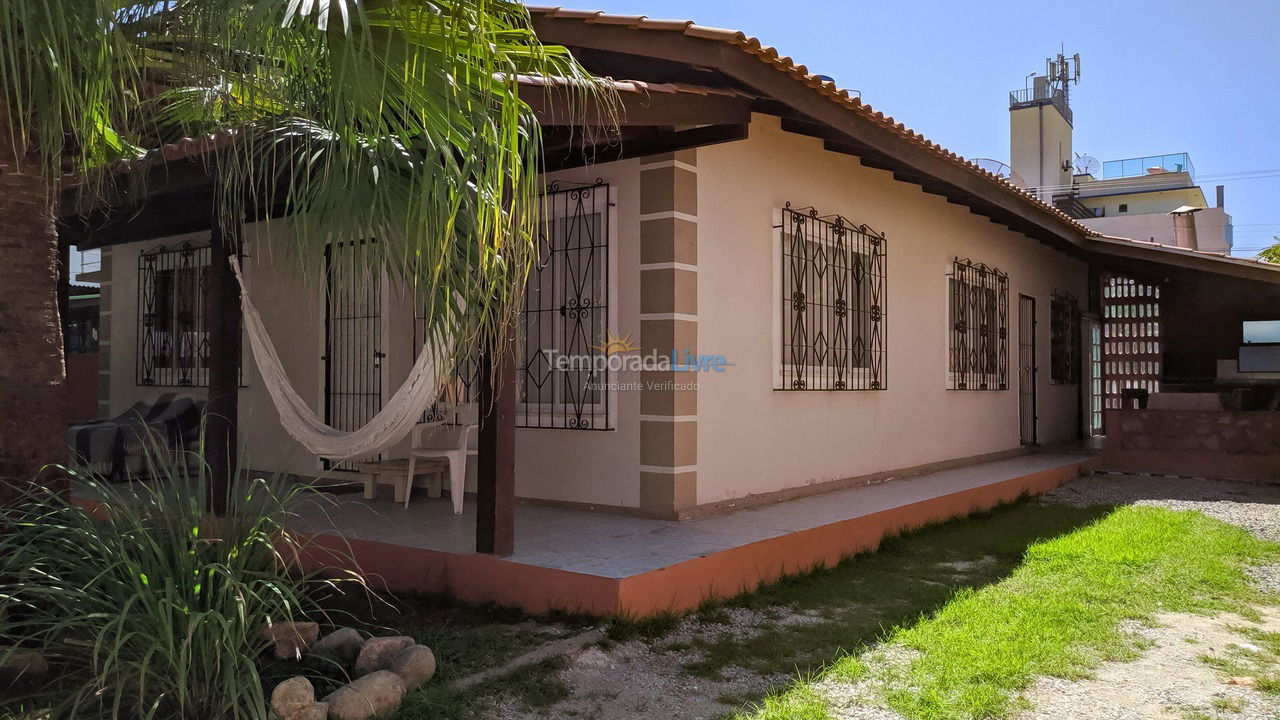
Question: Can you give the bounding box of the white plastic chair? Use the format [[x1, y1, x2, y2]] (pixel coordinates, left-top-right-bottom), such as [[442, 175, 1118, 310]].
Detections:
[[405, 423, 476, 512]]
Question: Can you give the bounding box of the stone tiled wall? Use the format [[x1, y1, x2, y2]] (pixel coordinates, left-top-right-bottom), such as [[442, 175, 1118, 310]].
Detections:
[[1102, 409, 1280, 480], [638, 150, 698, 519]]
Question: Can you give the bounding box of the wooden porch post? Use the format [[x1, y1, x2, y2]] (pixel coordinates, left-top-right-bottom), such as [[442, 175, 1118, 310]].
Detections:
[[476, 336, 516, 556], [205, 202, 242, 516]]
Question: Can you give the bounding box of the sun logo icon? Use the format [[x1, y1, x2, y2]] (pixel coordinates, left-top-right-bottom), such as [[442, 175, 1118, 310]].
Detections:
[[591, 331, 639, 356]]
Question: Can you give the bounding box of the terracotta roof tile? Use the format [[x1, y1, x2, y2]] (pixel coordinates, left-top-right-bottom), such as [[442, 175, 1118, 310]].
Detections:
[[527, 5, 1096, 237]]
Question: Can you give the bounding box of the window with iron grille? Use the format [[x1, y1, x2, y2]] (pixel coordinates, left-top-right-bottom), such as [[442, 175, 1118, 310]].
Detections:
[[777, 204, 887, 391], [518, 181, 613, 429], [948, 258, 1009, 390], [1050, 290, 1080, 384], [137, 243, 211, 386], [412, 303, 481, 426]]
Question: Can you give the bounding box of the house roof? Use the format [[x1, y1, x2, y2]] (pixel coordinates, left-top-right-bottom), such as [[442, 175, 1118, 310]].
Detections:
[[525, 6, 1094, 238], [60, 7, 1277, 286], [68, 8, 1093, 252]]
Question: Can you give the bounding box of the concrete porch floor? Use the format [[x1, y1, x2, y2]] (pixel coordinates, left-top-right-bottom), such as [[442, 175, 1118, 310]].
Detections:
[[290, 452, 1096, 615]]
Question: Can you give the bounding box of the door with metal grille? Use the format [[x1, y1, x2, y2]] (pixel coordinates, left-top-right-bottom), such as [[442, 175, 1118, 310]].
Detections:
[[323, 242, 384, 470], [1018, 294, 1037, 445]]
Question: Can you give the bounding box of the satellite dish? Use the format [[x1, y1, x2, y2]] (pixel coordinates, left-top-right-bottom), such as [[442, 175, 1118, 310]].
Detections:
[[1074, 153, 1100, 176], [973, 158, 1028, 188]]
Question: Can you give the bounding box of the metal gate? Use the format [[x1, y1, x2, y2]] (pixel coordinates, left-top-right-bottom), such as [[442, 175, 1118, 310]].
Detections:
[[1018, 294, 1037, 445], [323, 241, 384, 470]]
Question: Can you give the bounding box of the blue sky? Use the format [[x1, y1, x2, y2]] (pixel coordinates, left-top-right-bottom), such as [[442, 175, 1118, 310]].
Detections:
[[573, 0, 1280, 256]]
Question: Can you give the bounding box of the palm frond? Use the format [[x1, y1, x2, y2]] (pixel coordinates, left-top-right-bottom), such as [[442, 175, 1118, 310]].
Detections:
[[3, 0, 618, 371]]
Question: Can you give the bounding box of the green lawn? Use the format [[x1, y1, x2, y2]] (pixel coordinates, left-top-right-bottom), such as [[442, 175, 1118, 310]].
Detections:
[[671, 502, 1112, 681], [738, 505, 1280, 720]]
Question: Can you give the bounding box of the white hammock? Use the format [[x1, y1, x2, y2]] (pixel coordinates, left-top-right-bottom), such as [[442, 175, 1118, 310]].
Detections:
[[229, 256, 449, 461]]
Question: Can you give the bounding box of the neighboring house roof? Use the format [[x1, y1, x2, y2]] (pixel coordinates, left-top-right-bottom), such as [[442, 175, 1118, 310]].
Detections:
[[525, 6, 1093, 238], [1086, 234, 1280, 283]]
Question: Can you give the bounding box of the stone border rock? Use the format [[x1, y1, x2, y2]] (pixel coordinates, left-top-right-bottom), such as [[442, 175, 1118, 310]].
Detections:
[[267, 627, 437, 720]]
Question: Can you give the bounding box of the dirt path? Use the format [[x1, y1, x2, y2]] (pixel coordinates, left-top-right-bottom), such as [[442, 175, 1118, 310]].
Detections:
[[1014, 609, 1280, 720], [489, 607, 793, 720]]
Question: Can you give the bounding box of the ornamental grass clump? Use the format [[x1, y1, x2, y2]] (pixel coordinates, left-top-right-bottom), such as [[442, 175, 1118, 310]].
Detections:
[[0, 447, 357, 720]]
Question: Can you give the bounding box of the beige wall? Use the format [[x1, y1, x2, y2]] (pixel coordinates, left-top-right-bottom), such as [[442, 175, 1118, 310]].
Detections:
[[693, 115, 1088, 506], [514, 162, 644, 508], [1078, 186, 1206, 217], [99, 115, 1092, 514], [103, 222, 334, 480], [100, 168, 646, 508], [1081, 206, 1232, 253]]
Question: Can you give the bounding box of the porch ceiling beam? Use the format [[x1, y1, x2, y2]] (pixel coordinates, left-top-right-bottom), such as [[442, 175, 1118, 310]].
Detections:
[[531, 16, 1085, 249], [59, 187, 215, 249], [521, 84, 753, 127], [542, 122, 748, 171]]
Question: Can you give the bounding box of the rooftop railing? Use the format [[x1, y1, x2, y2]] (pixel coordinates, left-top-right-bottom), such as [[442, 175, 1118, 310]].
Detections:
[[1008, 87, 1072, 125], [1102, 153, 1195, 181]]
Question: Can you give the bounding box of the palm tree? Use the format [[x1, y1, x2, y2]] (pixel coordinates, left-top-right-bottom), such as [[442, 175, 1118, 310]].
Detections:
[[1258, 236, 1280, 263], [0, 0, 612, 499]]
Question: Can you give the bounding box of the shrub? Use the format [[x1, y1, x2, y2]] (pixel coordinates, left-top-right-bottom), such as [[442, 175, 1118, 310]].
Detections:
[[0, 447, 355, 720]]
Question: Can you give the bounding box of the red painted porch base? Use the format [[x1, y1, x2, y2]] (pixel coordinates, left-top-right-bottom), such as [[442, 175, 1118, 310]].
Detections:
[[296, 459, 1095, 617]]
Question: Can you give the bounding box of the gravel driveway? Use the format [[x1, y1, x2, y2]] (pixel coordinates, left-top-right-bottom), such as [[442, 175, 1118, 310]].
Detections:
[[1040, 472, 1280, 542]]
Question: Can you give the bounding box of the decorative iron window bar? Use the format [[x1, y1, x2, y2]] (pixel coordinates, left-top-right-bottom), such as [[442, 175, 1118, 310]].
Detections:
[[519, 181, 613, 429], [777, 204, 887, 391], [412, 310, 482, 427], [948, 258, 1009, 390], [1050, 290, 1080, 385], [410, 182, 614, 431], [137, 242, 211, 387]]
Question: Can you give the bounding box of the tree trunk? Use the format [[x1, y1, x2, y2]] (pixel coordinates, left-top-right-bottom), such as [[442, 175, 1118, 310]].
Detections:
[[0, 121, 68, 504]]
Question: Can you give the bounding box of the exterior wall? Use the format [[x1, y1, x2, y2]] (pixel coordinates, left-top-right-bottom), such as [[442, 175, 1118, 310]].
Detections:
[[101, 223, 327, 480], [96, 116, 1091, 515], [65, 352, 100, 423], [97, 166, 646, 509], [637, 151, 700, 518], [96, 248, 116, 420], [1102, 409, 1280, 480], [693, 115, 1089, 506], [1081, 206, 1232, 253], [1078, 184, 1205, 217], [1010, 103, 1072, 198], [514, 161, 644, 509]]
